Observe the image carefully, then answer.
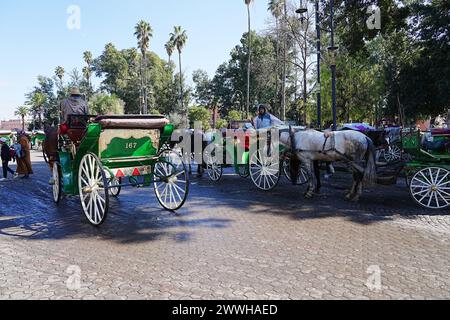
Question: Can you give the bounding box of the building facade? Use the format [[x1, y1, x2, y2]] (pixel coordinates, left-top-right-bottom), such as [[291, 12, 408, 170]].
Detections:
[[0, 119, 29, 131]]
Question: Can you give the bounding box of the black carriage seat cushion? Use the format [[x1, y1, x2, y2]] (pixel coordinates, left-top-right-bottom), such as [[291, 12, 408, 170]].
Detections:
[[94, 115, 170, 130]]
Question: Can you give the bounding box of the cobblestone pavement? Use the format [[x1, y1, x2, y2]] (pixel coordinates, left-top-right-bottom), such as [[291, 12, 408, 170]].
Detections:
[[0, 151, 449, 300]]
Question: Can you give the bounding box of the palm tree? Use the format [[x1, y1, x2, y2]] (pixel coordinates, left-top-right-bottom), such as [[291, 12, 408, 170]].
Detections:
[[83, 51, 93, 101], [30, 92, 47, 130], [55, 66, 65, 80], [14, 106, 29, 131], [134, 20, 153, 114], [169, 26, 188, 125], [165, 41, 175, 65], [55, 66, 65, 98], [244, 0, 254, 119], [268, 0, 283, 116]]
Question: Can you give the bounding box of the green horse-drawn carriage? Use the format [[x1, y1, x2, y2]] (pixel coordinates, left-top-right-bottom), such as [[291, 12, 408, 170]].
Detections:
[[205, 122, 308, 191], [0, 130, 12, 144], [52, 115, 189, 226], [31, 130, 46, 150], [402, 128, 450, 209]]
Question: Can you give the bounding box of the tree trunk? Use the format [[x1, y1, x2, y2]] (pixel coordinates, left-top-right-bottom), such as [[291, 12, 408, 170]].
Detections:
[[178, 51, 186, 127], [140, 58, 144, 114], [281, 0, 288, 121], [303, 45, 308, 125], [275, 18, 280, 117], [246, 4, 251, 120], [22, 115, 25, 132], [143, 53, 147, 114]]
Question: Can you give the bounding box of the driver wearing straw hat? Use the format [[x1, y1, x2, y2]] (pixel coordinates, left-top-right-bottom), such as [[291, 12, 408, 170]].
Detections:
[[60, 87, 89, 123]]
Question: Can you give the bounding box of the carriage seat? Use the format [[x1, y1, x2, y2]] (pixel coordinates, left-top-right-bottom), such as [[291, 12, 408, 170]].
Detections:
[[94, 115, 170, 130]]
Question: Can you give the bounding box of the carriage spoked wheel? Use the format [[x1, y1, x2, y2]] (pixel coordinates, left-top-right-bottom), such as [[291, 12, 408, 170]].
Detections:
[[282, 158, 309, 185], [383, 144, 402, 163], [106, 172, 121, 198], [250, 148, 281, 191], [410, 167, 450, 209], [205, 151, 223, 182], [52, 162, 63, 204], [78, 153, 109, 226], [154, 149, 189, 211]]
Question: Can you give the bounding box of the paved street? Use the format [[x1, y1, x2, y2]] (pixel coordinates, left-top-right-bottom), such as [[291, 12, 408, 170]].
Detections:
[[0, 150, 449, 300]]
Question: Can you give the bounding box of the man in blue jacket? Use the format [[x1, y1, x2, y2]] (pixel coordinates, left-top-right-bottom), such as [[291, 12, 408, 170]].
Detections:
[[0, 137, 15, 181], [253, 104, 284, 129]]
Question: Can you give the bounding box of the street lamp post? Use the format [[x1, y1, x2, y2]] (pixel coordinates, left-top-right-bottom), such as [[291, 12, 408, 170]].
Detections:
[[315, 0, 322, 130], [329, 0, 338, 131]]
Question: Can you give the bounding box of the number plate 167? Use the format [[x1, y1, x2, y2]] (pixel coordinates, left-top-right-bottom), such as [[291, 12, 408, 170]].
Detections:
[[125, 142, 138, 149]]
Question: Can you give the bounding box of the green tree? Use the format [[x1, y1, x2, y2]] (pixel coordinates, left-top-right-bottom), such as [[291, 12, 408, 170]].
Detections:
[[134, 20, 153, 114], [28, 92, 47, 130], [54, 66, 66, 99], [165, 41, 175, 65], [83, 51, 94, 101], [89, 93, 125, 115], [268, 0, 284, 112], [94, 43, 180, 115], [244, 0, 255, 118], [14, 106, 29, 131], [192, 69, 211, 106], [188, 105, 211, 129], [169, 26, 188, 124]]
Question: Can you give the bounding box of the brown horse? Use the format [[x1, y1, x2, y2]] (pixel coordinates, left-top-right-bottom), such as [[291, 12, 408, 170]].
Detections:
[[43, 127, 58, 171]]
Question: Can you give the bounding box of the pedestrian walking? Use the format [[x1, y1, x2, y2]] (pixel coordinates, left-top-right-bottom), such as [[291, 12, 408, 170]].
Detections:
[[0, 137, 15, 181], [15, 130, 33, 179]]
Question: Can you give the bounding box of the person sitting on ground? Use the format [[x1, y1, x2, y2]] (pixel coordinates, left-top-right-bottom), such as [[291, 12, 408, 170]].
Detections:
[[253, 104, 284, 130], [0, 138, 15, 181]]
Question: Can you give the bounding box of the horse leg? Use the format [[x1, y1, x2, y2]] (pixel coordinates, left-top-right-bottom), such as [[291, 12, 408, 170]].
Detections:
[[345, 170, 358, 200], [303, 160, 315, 199], [313, 161, 321, 193], [351, 179, 363, 202], [350, 165, 364, 202]]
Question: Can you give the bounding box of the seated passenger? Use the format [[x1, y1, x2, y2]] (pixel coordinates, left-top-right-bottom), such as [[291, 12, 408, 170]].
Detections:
[[46, 87, 89, 184], [61, 87, 89, 123]]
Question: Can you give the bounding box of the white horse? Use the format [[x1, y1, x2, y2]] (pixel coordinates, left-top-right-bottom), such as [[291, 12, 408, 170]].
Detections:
[[280, 128, 377, 201]]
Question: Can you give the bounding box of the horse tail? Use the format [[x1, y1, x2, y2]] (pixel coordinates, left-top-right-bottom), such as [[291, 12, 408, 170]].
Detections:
[[363, 137, 377, 186]]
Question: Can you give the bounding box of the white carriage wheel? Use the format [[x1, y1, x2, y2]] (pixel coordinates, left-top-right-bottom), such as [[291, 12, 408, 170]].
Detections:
[[205, 150, 223, 182], [250, 149, 280, 191], [282, 158, 309, 185], [384, 144, 402, 162], [410, 167, 450, 209], [78, 153, 109, 226], [52, 162, 62, 204], [109, 176, 122, 197], [154, 153, 189, 211]]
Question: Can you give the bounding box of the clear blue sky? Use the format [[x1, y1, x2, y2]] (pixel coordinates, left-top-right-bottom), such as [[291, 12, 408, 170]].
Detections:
[[0, 0, 271, 119]]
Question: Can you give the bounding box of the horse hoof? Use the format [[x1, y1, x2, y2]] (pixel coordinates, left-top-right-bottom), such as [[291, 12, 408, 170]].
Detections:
[[345, 194, 353, 200], [350, 197, 360, 203], [304, 193, 313, 199]]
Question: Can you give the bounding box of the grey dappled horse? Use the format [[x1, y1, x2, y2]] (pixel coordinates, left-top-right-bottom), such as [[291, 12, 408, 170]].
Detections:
[[280, 128, 377, 202]]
